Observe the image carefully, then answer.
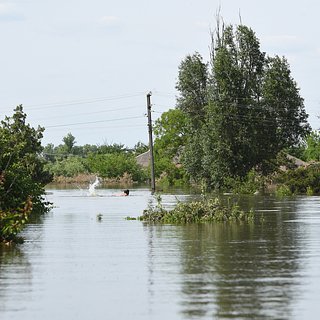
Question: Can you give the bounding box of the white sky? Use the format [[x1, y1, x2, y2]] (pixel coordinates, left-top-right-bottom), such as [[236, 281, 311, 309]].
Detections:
[[1, 0, 319, 147]]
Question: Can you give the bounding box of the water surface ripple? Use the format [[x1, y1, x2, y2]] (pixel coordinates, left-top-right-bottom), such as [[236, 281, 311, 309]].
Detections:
[[1, 189, 320, 319]]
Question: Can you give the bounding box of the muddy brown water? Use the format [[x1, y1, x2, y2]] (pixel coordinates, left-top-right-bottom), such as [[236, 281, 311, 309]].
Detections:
[[1, 188, 320, 319]]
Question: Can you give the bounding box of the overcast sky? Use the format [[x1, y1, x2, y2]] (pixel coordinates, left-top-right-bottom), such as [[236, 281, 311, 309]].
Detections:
[[1, 0, 319, 147]]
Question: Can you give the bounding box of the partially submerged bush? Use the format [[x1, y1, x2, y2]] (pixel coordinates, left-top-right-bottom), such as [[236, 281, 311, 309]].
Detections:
[[276, 163, 320, 195], [275, 185, 293, 197], [223, 169, 266, 194], [138, 196, 254, 224], [0, 198, 33, 243]]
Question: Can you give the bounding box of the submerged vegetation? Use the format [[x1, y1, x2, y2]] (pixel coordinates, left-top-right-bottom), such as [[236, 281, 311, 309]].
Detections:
[[275, 163, 320, 196], [0, 199, 32, 243], [0, 106, 52, 243], [136, 195, 255, 224]]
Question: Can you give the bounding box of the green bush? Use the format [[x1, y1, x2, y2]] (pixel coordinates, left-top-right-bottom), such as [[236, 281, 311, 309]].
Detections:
[[155, 157, 189, 187], [276, 163, 320, 195], [86, 153, 147, 182], [223, 169, 265, 194], [0, 199, 32, 243], [0, 106, 52, 212], [137, 195, 254, 224], [0, 106, 52, 242], [275, 185, 293, 197], [45, 156, 87, 177]]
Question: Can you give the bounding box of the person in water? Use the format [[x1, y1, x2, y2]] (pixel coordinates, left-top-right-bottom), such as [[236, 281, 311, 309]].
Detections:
[[114, 189, 129, 196]]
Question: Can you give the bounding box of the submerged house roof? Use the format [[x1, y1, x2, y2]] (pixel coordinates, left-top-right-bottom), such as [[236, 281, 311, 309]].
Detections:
[[280, 154, 310, 171], [136, 150, 150, 168], [286, 154, 309, 168]]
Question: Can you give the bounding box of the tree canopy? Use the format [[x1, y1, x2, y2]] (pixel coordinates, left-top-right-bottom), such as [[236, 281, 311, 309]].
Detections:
[[174, 22, 311, 189], [0, 105, 52, 241]]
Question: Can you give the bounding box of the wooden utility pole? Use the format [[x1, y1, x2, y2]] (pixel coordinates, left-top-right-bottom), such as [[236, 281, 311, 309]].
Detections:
[[146, 92, 156, 193]]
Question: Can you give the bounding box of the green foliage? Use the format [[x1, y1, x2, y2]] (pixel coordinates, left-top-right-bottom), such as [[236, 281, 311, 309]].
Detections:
[[303, 131, 320, 161], [175, 21, 311, 190], [155, 161, 189, 188], [138, 195, 254, 224], [224, 169, 266, 194], [306, 186, 314, 196], [43, 137, 108, 162], [154, 109, 188, 159], [0, 105, 52, 211], [86, 153, 147, 182], [176, 52, 208, 126], [261, 56, 310, 151], [0, 199, 32, 243], [0, 106, 52, 242], [62, 132, 76, 154], [153, 109, 189, 186], [45, 156, 88, 177], [97, 143, 128, 154], [275, 185, 293, 197], [276, 163, 320, 195], [132, 141, 149, 155]]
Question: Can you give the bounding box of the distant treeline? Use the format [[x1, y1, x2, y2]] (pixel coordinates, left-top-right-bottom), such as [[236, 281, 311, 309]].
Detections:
[[42, 134, 149, 183]]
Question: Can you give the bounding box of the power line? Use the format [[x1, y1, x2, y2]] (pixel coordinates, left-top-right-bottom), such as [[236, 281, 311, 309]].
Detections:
[[34, 105, 142, 122], [45, 115, 144, 129], [45, 124, 146, 131], [23, 92, 146, 110]]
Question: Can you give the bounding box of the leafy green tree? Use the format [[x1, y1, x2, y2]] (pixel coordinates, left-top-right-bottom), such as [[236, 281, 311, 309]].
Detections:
[[63, 132, 76, 154], [132, 141, 149, 155], [0, 105, 52, 210], [303, 131, 320, 161], [177, 22, 311, 189], [153, 109, 189, 185], [261, 56, 310, 153], [154, 109, 188, 159], [86, 153, 146, 182], [97, 143, 128, 154], [43, 143, 56, 162], [175, 53, 209, 184], [0, 106, 52, 241], [202, 24, 267, 186], [45, 156, 88, 177], [82, 144, 98, 155], [176, 52, 208, 127]]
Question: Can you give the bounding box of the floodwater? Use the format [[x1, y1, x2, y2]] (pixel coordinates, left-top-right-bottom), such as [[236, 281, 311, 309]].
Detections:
[[1, 188, 320, 319]]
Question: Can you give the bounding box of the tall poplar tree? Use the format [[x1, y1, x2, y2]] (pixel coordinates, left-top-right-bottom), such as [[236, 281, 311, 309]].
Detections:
[[175, 52, 209, 181], [176, 21, 311, 189]]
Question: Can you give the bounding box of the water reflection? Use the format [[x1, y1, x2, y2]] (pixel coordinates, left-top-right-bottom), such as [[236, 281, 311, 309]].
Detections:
[[0, 245, 32, 313], [0, 190, 319, 320], [145, 195, 306, 319]]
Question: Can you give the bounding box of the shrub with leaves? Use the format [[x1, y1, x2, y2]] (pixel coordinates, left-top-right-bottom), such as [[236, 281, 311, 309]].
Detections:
[[276, 163, 320, 195], [0, 106, 52, 242], [138, 195, 254, 224], [0, 198, 33, 243]]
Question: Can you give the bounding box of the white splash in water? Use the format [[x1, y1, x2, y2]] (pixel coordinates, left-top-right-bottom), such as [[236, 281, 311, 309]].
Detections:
[[88, 176, 100, 196]]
